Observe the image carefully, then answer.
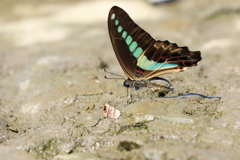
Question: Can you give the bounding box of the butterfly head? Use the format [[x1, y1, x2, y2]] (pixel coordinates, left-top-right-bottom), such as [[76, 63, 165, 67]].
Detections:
[[123, 78, 133, 88]]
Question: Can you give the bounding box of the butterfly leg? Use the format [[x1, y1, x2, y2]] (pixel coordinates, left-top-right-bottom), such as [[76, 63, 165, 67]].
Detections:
[[147, 86, 158, 98], [127, 88, 142, 104], [126, 93, 132, 104], [126, 88, 133, 105], [141, 80, 157, 98], [125, 82, 139, 104]]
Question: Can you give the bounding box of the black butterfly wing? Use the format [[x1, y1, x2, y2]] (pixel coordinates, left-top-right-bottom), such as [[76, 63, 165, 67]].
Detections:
[[108, 6, 201, 80], [108, 6, 155, 80]]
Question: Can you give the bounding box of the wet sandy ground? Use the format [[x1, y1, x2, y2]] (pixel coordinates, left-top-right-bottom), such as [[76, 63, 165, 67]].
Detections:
[[1, 0, 240, 159]]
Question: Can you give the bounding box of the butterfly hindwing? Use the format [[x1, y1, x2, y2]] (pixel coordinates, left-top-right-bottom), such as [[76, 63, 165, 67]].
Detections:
[[140, 40, 201, 79]]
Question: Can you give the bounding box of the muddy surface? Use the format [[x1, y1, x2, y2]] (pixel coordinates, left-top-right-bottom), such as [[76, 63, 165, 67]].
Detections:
[[0, 0, 240, 159]]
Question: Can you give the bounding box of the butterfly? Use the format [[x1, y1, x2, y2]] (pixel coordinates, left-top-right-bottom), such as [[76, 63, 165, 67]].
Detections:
[[107, 6, 201, 95]]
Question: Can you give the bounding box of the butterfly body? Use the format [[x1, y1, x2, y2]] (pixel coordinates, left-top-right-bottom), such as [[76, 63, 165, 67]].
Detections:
[[108, 6, 201, 93], [123, 77, 174, 91]]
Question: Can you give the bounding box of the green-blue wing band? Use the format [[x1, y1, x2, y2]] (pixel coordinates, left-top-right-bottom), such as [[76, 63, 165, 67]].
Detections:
[[138, 56, 178, 70]]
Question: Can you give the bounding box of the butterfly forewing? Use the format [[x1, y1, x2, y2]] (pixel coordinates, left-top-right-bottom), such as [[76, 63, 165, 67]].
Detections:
[[108, 6, 155, 80], [108, 6, 201, 80]]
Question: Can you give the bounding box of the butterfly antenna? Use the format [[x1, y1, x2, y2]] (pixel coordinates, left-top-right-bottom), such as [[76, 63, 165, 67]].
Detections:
[[104, 69, 126, 80]]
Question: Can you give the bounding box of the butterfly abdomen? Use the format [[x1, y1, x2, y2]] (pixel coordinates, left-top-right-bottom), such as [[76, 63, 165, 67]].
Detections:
[[148, 77, 174, 91]]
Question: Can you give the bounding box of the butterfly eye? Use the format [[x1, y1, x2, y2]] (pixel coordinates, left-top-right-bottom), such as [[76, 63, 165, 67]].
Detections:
[[123, 80, 131, 88]]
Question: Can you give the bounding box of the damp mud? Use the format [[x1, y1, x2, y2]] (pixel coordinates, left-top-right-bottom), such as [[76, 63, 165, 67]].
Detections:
[[1, 0, 240, 159]]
